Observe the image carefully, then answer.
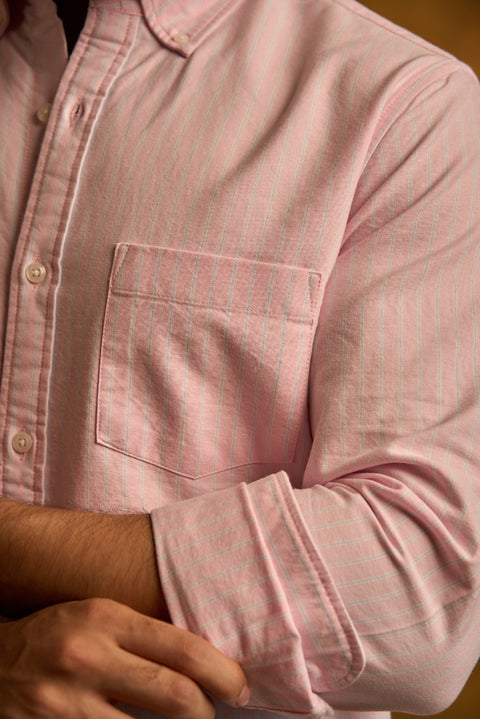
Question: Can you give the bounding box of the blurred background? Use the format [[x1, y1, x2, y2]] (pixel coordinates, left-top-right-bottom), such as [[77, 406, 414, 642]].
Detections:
[[356, 2, 479, 717], [362, 0, 480, 77]]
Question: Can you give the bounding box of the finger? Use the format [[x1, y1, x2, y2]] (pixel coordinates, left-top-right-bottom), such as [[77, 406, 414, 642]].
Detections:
[[8, 683, 141, 719], [79, 695, 136, 719], [115, 607, 249, 707], [101, 651, 215, 719], [43, 600, 216, 719]]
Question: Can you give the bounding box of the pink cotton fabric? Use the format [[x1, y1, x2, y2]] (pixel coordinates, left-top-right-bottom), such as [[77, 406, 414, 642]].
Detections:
[[1, 1, 480, 718]]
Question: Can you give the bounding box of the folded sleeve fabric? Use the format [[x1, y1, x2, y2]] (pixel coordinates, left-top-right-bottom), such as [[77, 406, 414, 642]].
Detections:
[[154, 473, 364, 717], [152, 63, 480, 718]]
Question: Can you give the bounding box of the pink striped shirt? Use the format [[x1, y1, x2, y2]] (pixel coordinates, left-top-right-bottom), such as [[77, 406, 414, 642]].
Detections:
[[1, 1, 480, 717]]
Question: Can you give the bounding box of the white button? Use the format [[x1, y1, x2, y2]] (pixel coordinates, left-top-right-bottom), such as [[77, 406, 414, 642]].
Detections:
[[36, 102, 52, 124], [12, 432, 33, 454], [25, 262, 47, 285], [172, 32, 190, 45]]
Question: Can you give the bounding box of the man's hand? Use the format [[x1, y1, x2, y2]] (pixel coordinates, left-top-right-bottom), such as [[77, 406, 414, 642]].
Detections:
[[0, 598, 250, 718]]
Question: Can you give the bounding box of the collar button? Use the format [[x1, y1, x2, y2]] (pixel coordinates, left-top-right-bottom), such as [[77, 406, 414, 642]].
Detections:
[[172, 32, 190, 46]]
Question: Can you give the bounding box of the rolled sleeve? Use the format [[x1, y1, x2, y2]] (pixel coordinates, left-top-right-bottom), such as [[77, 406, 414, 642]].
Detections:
[[151, 472, 365, 716]]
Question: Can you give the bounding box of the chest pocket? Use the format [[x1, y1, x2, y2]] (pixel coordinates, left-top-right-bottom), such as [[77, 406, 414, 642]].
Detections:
[[97, 244, 322, 479]]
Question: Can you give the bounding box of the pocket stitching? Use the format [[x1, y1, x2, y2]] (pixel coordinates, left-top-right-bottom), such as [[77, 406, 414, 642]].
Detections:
[[97, 247, 323, 477], [108, 289, 318, 321]]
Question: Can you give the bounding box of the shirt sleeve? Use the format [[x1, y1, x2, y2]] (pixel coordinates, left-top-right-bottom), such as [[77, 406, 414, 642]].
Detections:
[[151, 64, 480, 717]]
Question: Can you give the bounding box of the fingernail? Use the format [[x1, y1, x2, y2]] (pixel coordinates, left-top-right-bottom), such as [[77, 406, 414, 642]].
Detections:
[[236, 685, 250, 707]]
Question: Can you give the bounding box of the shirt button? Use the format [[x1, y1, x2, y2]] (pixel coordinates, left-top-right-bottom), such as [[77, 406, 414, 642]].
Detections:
[[36, 102, 52, 124], [12, 432, 33, 454], [25, 262, 47, 285], [172, 32, 190, 45]]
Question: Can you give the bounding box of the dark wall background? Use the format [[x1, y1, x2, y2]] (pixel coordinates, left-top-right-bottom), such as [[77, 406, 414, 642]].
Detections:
[[359, 1, 479, 717]]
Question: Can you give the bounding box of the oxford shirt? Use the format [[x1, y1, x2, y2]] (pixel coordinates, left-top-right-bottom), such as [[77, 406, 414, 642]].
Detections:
[[1, 1, 480, 718]]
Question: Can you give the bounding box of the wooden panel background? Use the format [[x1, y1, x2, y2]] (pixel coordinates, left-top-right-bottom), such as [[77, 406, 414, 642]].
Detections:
[[358, 2, 479, 717]]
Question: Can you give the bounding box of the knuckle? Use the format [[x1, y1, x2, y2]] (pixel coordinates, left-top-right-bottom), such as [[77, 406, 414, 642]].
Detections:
[[167, 674, 204, 717], [25, 681, 67, 716], [55, 632, 93, 675], [76, 596, 116, 624], [175, 631, 205, 673]]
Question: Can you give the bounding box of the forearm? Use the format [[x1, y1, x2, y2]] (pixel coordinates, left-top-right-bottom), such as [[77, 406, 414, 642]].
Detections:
[[0, 497, 167, 619]]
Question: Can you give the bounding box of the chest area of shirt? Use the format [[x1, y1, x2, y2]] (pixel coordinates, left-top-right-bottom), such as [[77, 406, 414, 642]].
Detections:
[[4, 5, 362, 274]]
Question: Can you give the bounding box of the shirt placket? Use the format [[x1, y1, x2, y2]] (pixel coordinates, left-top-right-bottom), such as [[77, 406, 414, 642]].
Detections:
[[0, 4, 136, 503]]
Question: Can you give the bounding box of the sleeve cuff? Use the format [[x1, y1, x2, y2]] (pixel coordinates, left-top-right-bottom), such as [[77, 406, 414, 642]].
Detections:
[[151, 472, 364, 715]]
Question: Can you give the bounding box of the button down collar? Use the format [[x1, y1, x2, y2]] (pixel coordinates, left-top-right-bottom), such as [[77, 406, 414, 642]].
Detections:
[[0, 0, 9, 37], [141, 0, 246, 57], [93, 0, 245, 57]]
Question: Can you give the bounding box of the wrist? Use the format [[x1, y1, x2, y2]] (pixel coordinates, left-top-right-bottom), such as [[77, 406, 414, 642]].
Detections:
[[0, 499, 167, 619]]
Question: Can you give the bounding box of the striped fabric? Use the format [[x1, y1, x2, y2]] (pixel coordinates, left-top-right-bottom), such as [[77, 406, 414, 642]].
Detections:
[[1, 1, 479, 718]]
